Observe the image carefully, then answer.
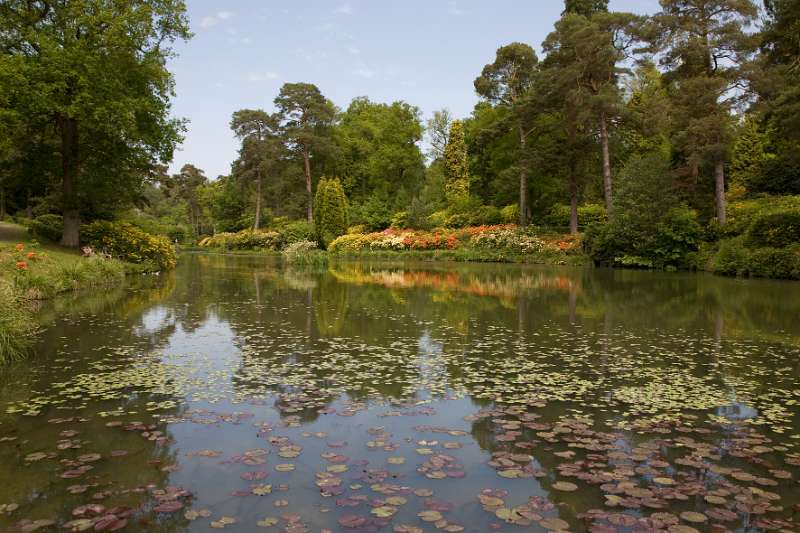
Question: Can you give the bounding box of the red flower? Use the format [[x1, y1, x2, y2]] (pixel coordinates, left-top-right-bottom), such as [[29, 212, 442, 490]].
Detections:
[[16, 261, 28, 270], [15, 243, 24, 251], [26, 252, 36, 259]]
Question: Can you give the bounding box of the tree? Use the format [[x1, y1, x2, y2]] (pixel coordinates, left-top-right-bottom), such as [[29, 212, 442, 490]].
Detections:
[[314, 177, 349, 247], [655, 0, 759, 225], [443, 121, 470, 203], [332, 97, 425, 224], [563, 0, 609, 16], [730, 117, 774, 194], [426, 109, 453, 161], [230, 110, 282, 229], [274, 83, 337, 223], [164, 164, 207, 237], [474, 43, 539, 226], [0, 0, 191, 245], [541, 11, 644, 217]]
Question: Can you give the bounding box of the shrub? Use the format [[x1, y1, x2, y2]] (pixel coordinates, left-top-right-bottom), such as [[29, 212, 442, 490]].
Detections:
[[746, 210, 800, 248], [443, 203, 502, 228], [585, 206, 701, 269], [279, 220, 315, 245], [390, 211, 409, 229], [81, 221, 177, 271], [470, 227, 553, 255], [748, 246, 800, 279], [314, 177, 349, 247], [282, 240, 327, 266], [28, 214, 63, 242], [542, 203, 607, 228], [706, 237, 800, 280], [198, 229, 283, 251], [500, 204, 519, 224], [651, 206, 704, 267], [707, 237, 750, 276], [721, 195, 800, 237]]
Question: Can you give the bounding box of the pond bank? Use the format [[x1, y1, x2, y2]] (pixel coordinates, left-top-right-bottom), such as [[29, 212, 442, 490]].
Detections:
[[0, 223, 143, 361]]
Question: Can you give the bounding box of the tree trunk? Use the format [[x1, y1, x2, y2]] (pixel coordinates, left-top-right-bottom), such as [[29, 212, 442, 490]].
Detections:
[[303, 149, 313, 223], [254, 170, 262, 230], [518, 124, 528, 227], [715, 159, 726, 225], [26, 188, 32, 219], [0, 188, 6, 219], [599, 113, 613, 218], [569, 178, 579, 236], [59, 115, 81, 247]]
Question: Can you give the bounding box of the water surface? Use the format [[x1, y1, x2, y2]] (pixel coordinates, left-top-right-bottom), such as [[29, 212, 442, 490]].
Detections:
[[1, 254, 800, 532]]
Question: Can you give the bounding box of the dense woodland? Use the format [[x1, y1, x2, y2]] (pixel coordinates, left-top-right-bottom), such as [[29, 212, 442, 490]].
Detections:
[[1, 0, 799, 273]]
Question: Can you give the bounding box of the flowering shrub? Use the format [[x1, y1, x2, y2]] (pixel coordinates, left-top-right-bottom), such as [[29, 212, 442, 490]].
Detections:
[[282, 240, 327, 266], [82, 221, 177, 270], [198, 229, 283, 250], [470, 227, 555, 255], [328, 224, 562, 257], [328, 229, 461, 252]]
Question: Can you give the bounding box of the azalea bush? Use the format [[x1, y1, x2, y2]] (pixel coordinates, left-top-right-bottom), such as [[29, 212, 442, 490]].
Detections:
[[328, 224, 563, 257], [328, 228, 460, 252], [282, 240, 327, 266], [82, 221, 177, 271], [198, 229, 283, 251], [469, 227, 554, 255]]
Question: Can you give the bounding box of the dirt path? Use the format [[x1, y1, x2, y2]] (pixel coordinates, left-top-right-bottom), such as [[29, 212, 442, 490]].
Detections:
[[0, 221, 27, 243]]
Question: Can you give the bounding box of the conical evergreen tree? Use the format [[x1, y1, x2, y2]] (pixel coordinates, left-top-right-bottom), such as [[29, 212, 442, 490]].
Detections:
[[314, 177, 349, 247], [443, 120, 470, 204]]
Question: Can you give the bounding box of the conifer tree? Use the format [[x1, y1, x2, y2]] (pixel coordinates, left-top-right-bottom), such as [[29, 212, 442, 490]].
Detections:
[[443, 121, 470, 203], [314, 177, 349, 247]]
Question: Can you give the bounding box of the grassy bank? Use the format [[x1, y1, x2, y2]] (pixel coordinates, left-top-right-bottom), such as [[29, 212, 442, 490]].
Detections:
[[0, 223, 128, 361]]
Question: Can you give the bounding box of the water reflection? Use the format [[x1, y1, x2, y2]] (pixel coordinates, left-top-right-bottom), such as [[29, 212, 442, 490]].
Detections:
[[1, 255, 799, 532]]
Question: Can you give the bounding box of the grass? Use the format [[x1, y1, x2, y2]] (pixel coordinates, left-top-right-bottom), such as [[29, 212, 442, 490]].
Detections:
[[0, 222, 127, 362]]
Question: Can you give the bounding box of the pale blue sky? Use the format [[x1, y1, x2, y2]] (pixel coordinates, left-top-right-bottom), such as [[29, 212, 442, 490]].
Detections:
[[168, 0, 661, 178]]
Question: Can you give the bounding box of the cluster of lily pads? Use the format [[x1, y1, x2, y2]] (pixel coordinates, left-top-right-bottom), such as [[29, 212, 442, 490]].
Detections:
[[2, 309, 800, 531]]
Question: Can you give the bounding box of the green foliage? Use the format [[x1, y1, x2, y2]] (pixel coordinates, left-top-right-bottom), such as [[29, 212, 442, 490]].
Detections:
[[276, 220, 316, 245], [81, 221, 177, 271], [445, 204, 502, 228], [751, 151, 800, 195], [334, 98, 425, 206], [314, 177, 350, 247], [584, 154, 702, 268], [0, 0, 191, 244], [390, 211, 410, 229], [730, 118, 774, 193], [28, 214, 63, 242], [706, 236, 800, 280], [500, 205, 519, 224], [722, 195, 800, 237], [542, 204, 607, 228], [563, 0, 609, 16], [351, 192, 392, 231], [443, 120, 470, 202], [746, 210, 800, 248]]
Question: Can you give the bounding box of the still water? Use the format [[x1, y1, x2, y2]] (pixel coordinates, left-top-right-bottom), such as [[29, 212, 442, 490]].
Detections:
[[1, 254, 800, 532]]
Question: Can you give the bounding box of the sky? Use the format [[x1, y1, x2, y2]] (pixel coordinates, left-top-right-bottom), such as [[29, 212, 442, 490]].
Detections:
[[168, 0, 662, 179]]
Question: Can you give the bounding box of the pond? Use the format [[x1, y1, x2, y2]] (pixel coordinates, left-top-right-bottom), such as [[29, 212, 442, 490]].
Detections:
[[1, 254, 800, 532]]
